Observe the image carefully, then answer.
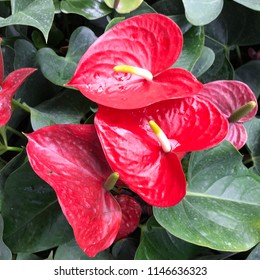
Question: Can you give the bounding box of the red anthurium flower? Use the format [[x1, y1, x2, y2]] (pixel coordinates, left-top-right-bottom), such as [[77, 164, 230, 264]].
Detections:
[[198, 80, 258, 149], [95, 97, 228, 207], [66, 13, 203, 109], [0, 39, 37, 127], [114, 194, 142, 241], [26, 124, 122, 257]]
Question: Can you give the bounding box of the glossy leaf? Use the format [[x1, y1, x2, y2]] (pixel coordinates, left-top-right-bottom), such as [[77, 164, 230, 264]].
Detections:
[[174, 26, 204, 71], [135, 217, 207, 260], [30, 90, 93, 131], [95, 97, 228, 207], [115, 194, 142, 241], [112, 238, 138, 260], [245, 118, 260, 175], [235, 61, 260, 99], [0, 215, 11, 260], [154, 141, 260, 252], [67, 14, 203, 109], [182, 0, 223, 26], [234, 0, 260, 11], [192, 47, 215, 78], [54, 239, 114, 260], [60, 0, 112, 20], [198, 80, 258, 149], [26, 124, 121, 257], [37, 27, 97, 86], [247, 243, 260, 260], [0, 68, 37, 127], [2, 161, 73, 253], [0, 0, 55, 41], [104, 0, 143, 13]]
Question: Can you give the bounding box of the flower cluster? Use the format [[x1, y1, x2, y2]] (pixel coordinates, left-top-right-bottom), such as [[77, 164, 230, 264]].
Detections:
[[23, 14, 257, 257]]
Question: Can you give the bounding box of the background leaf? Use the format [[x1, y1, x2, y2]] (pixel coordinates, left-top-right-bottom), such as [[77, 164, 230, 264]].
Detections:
[[245, 118, 260, 175], [0, 0, 55, 41], [60, 0, 112, 20], [182, 0, 223, 25], [135, 217, 208, 260], [234, 0, 260, 11], [2, 161, 73, 253], [37, 26, 97, 86], [192, 47, 215, 78], [247, 243, 260, 259], [54, 239, 114, 260], [0, 214, 12, 260], [154, 141, 260, 252]]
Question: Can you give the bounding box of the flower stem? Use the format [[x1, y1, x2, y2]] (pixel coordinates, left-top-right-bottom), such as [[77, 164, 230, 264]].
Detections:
[[12, 99, 31, 113], [6, 146, 24, 153], [6, 126, 27, 140]]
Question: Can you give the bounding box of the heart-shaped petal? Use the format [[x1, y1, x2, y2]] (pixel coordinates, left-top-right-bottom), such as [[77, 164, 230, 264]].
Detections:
[[226, 123, 247, 150], [198, 80, 258, 122], [0, 68, 36, 127], [114, 194, 142, 241], [26, 124, 121, 257], [95, 97, 228, 207], [66, 14, 203, 109]]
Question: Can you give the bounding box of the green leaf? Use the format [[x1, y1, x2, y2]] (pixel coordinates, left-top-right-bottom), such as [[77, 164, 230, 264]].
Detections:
[[182, 0, 223, 25], [154, 141, 260, 252], [247, 243, 260, 260], [0, 215, 12, 260], [2, 161, 73, 253], [112, 238, 138, 260], [29, 90, 93, 131], [105, 17, 125, 31], [135, 217, 207, 260], [235, 61, 260, 99], [104, 0, 143, 14], [192, 47, 215, 78], [54, 239, 114, 260], [234, 0, 260, 11], [16, 253, 42, 260], [0, 0, 55, 41], [245, 118, 260, 175], [152, 0, 184, 15], [199, 36, 234, 83], [36, 26, 97, 86], [122, 1, 156, 17], [60, 0, 112, 20], [174, 26, 204, 71]]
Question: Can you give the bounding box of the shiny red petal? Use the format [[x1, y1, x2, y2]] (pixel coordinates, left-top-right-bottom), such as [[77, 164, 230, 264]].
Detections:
[[114, 194, 142, 241], [0, 68, 36, 126], [198, 80, 258, 122], [2, 68, 37, 98], [66, 14, 202, 109], [26, 124, 121, 257], [226, 123, 247, 150]]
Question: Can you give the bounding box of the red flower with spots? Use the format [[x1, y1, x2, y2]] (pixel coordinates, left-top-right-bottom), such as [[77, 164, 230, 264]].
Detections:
[[66, 13, 202, 109], [95, 96, 229, 207], [0, 38, 36, 127]]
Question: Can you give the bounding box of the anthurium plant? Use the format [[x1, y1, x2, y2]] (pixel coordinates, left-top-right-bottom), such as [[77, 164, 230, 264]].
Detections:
[[0, 0, 259, 260]]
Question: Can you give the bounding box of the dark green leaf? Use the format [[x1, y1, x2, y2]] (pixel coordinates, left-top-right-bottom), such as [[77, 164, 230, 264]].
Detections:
[[235, 61, 260, 99], [105, 17, 125, 31], [154, 141, 260, 252], [16, 253, 42, 260], [0, 215, 12, 260], [245, 118, 260, 175], [30, 90, 93, 131], [2, 161, 73, 253], [37, 26, 97, 86], [135, 217, 207, 260], [199, 36, 234, 83], [60, 0, 112, 20], [0, 0, 55, 41], [152, 0, 184, 15], [174, 26, 204, 71], [54, 239, 114, 260], [112, 238, 138, 260]]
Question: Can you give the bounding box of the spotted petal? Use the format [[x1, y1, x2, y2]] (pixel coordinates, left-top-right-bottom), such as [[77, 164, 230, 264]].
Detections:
[[26, 124, 121, 257]]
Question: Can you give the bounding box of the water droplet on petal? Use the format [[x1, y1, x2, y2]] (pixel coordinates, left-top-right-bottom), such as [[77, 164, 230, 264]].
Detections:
[[113, 72, 132, 82]]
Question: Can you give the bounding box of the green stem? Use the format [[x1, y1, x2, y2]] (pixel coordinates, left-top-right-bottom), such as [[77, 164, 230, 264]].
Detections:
[[6, 126, 27, 140], [6, 146, 24, 153], [236, 45, 243, 65], [12, 99, 31, 113]]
